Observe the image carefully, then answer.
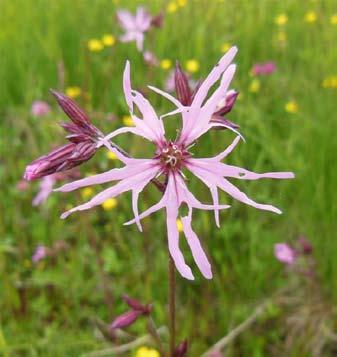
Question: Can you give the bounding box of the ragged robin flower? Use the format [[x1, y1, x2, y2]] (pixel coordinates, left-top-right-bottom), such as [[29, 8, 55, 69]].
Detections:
[[55, 47, 295, 280]]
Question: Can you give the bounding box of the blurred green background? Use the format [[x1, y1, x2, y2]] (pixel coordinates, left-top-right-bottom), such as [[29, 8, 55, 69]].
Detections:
[[1, 0, 337, 355]]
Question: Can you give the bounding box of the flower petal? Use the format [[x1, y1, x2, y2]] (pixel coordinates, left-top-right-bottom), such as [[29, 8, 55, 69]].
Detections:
[[181, 211, 212, 279]]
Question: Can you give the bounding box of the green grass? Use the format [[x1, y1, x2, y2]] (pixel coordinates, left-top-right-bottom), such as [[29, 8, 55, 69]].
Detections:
[[1, 0, 337, 355]]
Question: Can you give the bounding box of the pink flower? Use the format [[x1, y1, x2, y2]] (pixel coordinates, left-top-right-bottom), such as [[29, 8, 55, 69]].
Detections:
[[31, 100, 51, 117], [32, 245, 47, 263], [143, 50, 159, 66], [56, 47, 294, 280], [251, 62, 276, 76], [117, 7, 152, 51], [274, 243, 296, 265], [165, 70, 176, 92], [32, 174, 56, 206]]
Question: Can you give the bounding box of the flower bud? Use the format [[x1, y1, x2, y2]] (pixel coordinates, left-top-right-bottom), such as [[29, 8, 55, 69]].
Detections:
[[173, 340, 188, 357], [151, 13, 164, 28], [174, 62, 192, 106], [122, 295, 153, 314], [109, 310, 143, 330]]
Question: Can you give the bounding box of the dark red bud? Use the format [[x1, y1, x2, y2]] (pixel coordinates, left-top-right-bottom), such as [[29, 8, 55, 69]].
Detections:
[[213, 90, 239, 116], [110, 310, 143, 330], [298, 236, 313, 255], [174, 62, 192, 106], [174, 340, 188, 357], [151, 13, 164, 28], [122, 295, 153, 314]]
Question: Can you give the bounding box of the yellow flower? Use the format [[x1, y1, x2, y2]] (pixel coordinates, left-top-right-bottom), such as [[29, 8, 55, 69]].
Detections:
[[274, 13, 288, 26], [285, 101, 298, 114], [66, 86, 81, 99], [221, 42, 231, 53], [249, 79, 260, 93], [304, 11, 317, 23], [102, 34, 116, 46], [177, 0, 187, 6], [135, 346, 160, 357], [330, 14, 337, 25], [160, 59, 172, 70], [185, 59, 200, 73], [102, 198, 118, 210], [81, 187, 94, 199], [176, 219, 183, 232], [107, 151, 118, 160], [167, 2, 178, 13], [123, 115, 134, 126], [87, 39, 104, 52]]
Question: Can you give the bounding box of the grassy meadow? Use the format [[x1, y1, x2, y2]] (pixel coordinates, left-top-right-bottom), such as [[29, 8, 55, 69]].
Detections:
[[1, 0, 337, 355]]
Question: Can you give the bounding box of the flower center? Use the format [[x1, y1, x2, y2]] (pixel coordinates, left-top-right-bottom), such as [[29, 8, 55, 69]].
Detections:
[[158, 141, 189, 171]]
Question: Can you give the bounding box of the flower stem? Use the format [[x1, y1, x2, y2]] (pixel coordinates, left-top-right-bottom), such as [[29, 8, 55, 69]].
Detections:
[[168, 255, 176, 356]]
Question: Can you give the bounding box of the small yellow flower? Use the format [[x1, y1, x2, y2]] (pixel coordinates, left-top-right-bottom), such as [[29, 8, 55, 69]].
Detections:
[[66, 86, 81, 99], [107, 151, 118, 160], [331, 14, 337, 25], [167, 2, 178, 13], [176, 219, 183, 232], [102, 34, 116, 46], [160, 59, 172, 70], [185, 59, 200, 73], [322, 78, 331, 88], [285, 101, 298, 114], [221, 42, 231, 53], [249, 79, 260, 93], [102, 198, 118, 210], [274, 13, 288, 26], [304, 11, 317, 23], [87, 39, 104, 52], [177, 0, 187, 6], [135, 346, 160, 357], [81, 187, 94, 199], [123, 115, 134, 126]]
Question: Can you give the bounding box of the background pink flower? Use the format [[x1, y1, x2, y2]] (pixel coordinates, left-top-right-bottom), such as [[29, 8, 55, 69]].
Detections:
[[31, 100, 51, 117]]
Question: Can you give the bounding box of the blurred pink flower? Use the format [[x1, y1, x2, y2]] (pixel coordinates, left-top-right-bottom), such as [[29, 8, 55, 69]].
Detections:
[[32, 245, 47, 263], [165, 70, 175, 92], [251, 62, 276, 76], [16, 180, 29, 191], [143, 50, 159, 66], [274, 243, 296, 265], [31, 100, 51, 117], [117, 7, 152, 51], [56, 47, 294, 280], [32, 174, 56, 206]]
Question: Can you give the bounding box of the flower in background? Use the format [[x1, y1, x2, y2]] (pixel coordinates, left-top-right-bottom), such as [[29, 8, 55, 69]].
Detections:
[[32, 174, 56, 206], [16, 180, 29, 191], [249, 79, 261, 93], [177, 0, 187, 7], [174, 340, 188, 357], [165, 70, 175, 92], [185, 59, 200, 73], [87, 39, 104, 52], [81, 187, 94, 199], [274, 243, 296, 265], [32, 245, 47, 263], [221, 42, 232, 53], [322, 76, 337, 88], [285, 100, 298, 114], [274, 13, 288, 26], [167, 2, 178, 13], [117, 7, 152, 51], [304, 11, 317, 24], [136, 347, 160, 357], [24, 91, 123, 180], [331, 14, 337, 25], [160, 59, 172, 70], [251, 62, 276, 76], [102, 34, 116, 47], [31, 100, 51, 117], [56, 48, 294, 280], [107, 151, 118, 160], [122, 115, 134, 126], [65, 86, 81, 99], [143, 50, 159, 67], [176, 219, 183, 232], [102, 198, 118, 210]]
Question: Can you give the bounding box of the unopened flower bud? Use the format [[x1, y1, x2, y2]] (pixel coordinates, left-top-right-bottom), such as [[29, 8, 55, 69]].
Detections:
[[174, 340, 188, 357], [151, 13, 164, 28], [122, 295, 152, 314], [174, 62, 192, 106], [109, 310, 143, 330]]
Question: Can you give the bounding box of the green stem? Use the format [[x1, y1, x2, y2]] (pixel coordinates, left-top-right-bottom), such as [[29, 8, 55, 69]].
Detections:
[[168, 255, 176, 356]]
